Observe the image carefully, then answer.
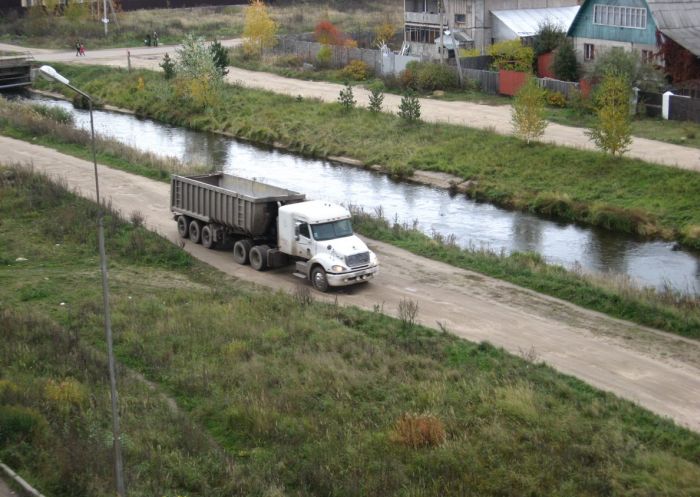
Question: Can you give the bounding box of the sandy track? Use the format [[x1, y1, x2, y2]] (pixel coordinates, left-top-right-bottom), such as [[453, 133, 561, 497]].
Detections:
[[7, 40, 700, 173], [3, 134, 699, 432]]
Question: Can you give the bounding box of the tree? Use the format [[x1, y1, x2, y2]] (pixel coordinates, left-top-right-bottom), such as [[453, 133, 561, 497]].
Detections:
[[159, 52, 175, 79], [210, 39, 230, 76], [585, 74, 632, 157], [592, 47, 664, 91], [368, 85, 384, 113], [533, 20, 566, 57], [489, 40, 534, 72], [374, 21, 396, 48], [315, 20, 344, 45], [511, 76, 547, 144], [175, 34, 224, 109], [338, 83, 355, 113], [243, 0, 277, 58], [552, 40, 580, 82], [398, 91, 421, 123]]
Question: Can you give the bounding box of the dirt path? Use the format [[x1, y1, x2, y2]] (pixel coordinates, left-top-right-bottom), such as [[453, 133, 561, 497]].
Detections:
[[3, 135, 700, 432], [7, 40, 700, 173]]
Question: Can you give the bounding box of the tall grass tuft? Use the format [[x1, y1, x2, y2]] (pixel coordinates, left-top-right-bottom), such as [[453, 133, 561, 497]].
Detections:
[[390, 413, 446, 448]]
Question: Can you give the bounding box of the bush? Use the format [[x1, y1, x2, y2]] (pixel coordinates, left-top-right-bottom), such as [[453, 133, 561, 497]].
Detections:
[[398, 91, 421, 123], [399, 62, 459, 92], [338, 83, 355, 112], [546, 91, 567, 107], [159, 52, 176, 79], [533, 20, 566, 57], [209, 39, 230, 76], [316, 45, 332, 68], [341, 60, 370, 81], [552, 40, 580, 82], [489, 40, 534, 72], [368, 85, 384, 113], [0, 405, 47, 444], [390, 413, 446, 448], [31, 104, 74, 125], [273, 54, 303, 68]]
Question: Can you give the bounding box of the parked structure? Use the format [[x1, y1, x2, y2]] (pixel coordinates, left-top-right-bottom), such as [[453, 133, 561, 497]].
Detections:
[[490, 5, 579, 44], [403, 0, 578, 56], [567, 0, 700, 67]]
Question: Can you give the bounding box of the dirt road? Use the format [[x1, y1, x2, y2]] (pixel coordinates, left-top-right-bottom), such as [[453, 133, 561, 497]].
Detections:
[[6, 40, 700, 173], [4, 135, 700, 432]]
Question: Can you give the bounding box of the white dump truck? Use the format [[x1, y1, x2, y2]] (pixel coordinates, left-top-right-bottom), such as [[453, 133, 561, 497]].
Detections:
[[171, 173, 378, 291]]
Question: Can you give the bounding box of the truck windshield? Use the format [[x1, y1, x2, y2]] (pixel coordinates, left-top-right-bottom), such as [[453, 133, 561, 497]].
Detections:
[[311, 219, 353, 241]]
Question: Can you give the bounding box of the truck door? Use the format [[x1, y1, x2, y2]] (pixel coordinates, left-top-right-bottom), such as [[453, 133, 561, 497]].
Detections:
[[295, 222, 313, 259]]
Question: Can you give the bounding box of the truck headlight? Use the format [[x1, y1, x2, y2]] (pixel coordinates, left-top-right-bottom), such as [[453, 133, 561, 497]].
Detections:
[[331, 265, 346, 273]]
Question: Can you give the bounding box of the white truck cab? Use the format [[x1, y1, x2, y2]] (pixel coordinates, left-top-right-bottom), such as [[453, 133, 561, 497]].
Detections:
[[278, 200, 378, 291]]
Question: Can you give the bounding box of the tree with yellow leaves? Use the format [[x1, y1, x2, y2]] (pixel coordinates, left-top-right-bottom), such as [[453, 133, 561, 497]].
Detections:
[[243, 0, 278, 58]]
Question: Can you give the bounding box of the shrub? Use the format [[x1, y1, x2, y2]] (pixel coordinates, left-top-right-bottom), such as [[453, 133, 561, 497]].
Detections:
[[511, 76, 547, 144], [31, 104, 73, 125], [546, 91, 567, 107], [341, 60, 370, 81], [533, 20, 566, 57], [390, 413, 446, 448], [314, 19, 344, 45], [489, 40, 534, 72], [0, 405, 47, 444], [401, 61, 459, 91], [553, 40, 580, 82], [586, 74, 632, 157], [368, 85, 384, 113], [398, 91, 421, 123], [399, 67, 416, 89], [338, 83, 355, 112], [159, 52, 176, 79], [210, 39, 230, 76], [273, 54, 303, 68], [316, 44, 332, 68]]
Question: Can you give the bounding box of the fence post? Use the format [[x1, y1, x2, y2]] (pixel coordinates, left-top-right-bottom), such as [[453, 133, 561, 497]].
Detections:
[[662, 91, 673, 120]]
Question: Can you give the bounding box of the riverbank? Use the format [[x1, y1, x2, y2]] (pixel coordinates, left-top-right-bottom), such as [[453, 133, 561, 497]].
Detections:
[[31, 63, 700, 251], [2, 164, 700, 495], [2, 96, 698, 338]]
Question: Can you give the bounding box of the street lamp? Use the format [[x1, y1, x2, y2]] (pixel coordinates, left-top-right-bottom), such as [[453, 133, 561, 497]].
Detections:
[[37, 65, 126, 497]]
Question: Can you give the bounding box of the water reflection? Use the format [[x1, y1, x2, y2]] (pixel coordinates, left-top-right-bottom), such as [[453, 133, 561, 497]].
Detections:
[[27, 95, 700, 295]]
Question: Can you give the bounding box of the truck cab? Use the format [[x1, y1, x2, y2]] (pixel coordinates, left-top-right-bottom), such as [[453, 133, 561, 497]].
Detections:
[[278, 200, 378, 291]]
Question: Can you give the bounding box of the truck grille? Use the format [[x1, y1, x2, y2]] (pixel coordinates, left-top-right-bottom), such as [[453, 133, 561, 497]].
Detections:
[[346, 252, 370, 268]]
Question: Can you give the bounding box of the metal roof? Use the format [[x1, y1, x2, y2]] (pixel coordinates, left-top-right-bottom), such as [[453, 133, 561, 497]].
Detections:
[[491, 6, 580, 38], [646, 0, 700, 56]]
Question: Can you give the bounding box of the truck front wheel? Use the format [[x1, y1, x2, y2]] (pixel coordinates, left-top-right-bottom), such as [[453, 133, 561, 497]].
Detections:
[[177, 216, 189, 239], [233, 239, 252, 265], [189, 220, 202, 244], [311, 266, 329, 292]]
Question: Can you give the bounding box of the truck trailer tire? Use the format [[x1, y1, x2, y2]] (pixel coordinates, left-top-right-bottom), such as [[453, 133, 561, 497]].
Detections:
[[177, 215, 189, 239], [250, 245, 269, 271], [311, 266, 329, 292], [189, 220, 202, 244], [233, 239, 253, 265], [201, 225, 215, 249]]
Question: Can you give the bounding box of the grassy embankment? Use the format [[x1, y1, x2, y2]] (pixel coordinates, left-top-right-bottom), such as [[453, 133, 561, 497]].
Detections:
[[2, 164, 700, 496], [227, 50, 700, 150], [1, 96, 698, 338], [33, 64, 700, 250], [0, 2, 401, 50]]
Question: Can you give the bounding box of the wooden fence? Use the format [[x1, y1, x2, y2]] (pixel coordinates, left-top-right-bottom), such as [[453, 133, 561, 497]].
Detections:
[[461, 68, 499, 94], [669, 95, 700, 124], [536, 78, 579, 98], [273, 37, 385, 73]]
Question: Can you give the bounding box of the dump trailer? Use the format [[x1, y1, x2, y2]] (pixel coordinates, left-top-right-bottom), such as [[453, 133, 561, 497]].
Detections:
[[171, 173, 378, 291]]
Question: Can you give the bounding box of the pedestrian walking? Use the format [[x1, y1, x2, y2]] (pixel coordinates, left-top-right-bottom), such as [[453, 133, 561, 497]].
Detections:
[[79, 42, 85, 56], [75, 40, 81, 56], [145, 33, 151, 47], [152, 31, 159, 47]]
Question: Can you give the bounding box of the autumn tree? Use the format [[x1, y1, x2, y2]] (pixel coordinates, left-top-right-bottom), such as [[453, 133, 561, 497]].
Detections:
[[175, 34, 224, 110], [511, 76, 547, 144], [315, 20, 344, 45], [243, 0, 278, 57], [585, 74, 632, 157], [374, 21, 396, 47]]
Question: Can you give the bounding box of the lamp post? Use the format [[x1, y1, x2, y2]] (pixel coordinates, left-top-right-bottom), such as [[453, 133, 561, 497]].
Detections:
[[37, 65, 126, 497]]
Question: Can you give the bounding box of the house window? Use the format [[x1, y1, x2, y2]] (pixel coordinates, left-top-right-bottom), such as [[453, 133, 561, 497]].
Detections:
[[641, 49, 654, 63], [584, 43, 595, 61], [593, 4, 647, 29], [454, 13, 466, 24], [405, 25, 440, 43]]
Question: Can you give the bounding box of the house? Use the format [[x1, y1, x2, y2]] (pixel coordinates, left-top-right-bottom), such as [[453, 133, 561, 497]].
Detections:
[[403, 0, 579, 56], [490, 5, 580, 44]]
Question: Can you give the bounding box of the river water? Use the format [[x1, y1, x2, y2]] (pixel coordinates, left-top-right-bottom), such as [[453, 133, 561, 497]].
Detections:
[[27, 95, 700, 295]]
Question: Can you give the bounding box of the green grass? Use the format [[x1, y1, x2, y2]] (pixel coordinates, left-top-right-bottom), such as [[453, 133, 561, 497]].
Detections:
[[2, 94, 699, 339], [32, 63, 700, 250], [2, 164, 700, 496]]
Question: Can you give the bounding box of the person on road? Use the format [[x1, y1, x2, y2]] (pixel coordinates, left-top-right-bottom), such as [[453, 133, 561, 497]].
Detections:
[[152, 31, 159, 47], [145, 33, 151, 47], [79, 42, 85, 56], [75, 40, 81, 56]]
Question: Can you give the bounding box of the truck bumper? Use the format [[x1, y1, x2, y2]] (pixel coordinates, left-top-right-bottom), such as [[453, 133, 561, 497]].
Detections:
[[327, 266, 378, 287]]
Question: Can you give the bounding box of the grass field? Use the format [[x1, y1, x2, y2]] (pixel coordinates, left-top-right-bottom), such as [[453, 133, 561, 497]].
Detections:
[[31, 64, 700, 251], [2, 164, 700, 496], [0, 1, 401, 50], [1, 96, 698, 340]]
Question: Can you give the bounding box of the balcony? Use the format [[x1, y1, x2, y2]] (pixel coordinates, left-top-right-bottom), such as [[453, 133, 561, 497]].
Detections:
[[404, 11, 442, 25]]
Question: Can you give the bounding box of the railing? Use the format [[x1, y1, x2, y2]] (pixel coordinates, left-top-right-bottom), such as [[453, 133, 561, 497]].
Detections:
[[404, 11, 442, 25]]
